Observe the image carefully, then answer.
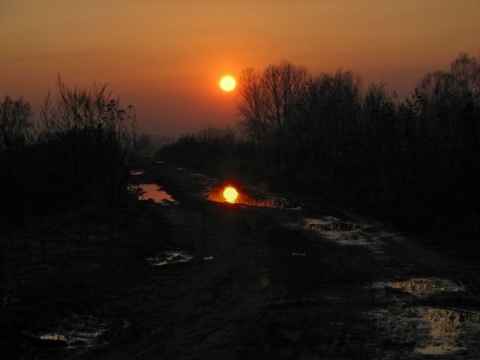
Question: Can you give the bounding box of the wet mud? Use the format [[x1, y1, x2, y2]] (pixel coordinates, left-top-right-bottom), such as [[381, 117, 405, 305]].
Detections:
[[2, 161, 480, 359]]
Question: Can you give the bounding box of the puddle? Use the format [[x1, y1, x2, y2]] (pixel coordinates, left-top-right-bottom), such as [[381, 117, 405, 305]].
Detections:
[[369, 305, 480, 356], [305, 217, 368, 246], [129, 170, 145, 176], [306, 217, 359, 232], [288, 206, 302, 210], [23, 315, 108, 349], [137, 183, 177, 205], [206, 185, 288, 208], [415, 307, 480, 355], [22, 331, 69, 347], [378, 278, 466, 298], [368, 278, 480, 356], [146, 251, 193, 267]]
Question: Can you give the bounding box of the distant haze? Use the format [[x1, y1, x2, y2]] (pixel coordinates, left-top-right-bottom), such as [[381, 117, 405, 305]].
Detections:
[[1, 0, 479, 138]]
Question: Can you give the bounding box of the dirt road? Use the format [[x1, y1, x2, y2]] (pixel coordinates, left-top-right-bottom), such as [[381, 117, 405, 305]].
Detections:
[[2, 162, 480, 359]]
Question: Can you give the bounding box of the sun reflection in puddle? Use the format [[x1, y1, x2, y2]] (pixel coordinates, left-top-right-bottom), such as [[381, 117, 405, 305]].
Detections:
[[223, 186, 239, 203], [206, 186, 287, 208]]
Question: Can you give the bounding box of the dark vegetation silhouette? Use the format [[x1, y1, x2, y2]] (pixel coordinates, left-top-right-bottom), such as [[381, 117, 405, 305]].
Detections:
[[158, 52, 480, 252], [0, 78, 148, 226]]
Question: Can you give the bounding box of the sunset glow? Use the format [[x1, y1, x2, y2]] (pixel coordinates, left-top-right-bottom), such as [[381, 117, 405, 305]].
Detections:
[[1, 1, 479, 137], [219, 76, 236, 92], [223, 186, 239, 203]]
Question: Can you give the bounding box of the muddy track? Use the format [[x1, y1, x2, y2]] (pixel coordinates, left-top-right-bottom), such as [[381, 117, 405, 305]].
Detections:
[[109, 164, 479, 359], [3, 163, 480, 359], [136, 163, 480, 360]]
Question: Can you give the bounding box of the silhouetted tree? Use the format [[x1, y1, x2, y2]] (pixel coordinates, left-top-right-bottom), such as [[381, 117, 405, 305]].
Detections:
[[238, 61, 308, 145]]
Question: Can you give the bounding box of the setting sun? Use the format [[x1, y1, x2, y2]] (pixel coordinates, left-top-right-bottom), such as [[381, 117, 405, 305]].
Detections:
[[223, 186, 239, 203], [219, 75, 236, 92]]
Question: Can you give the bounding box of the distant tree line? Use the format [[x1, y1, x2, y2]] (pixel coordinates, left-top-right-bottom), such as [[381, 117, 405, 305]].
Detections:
[[0, 78, 148, 225], [158, 52, 480, 248]]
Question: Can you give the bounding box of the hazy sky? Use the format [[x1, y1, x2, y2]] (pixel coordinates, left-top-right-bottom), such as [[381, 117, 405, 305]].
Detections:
[[1, 1, 479, 137]]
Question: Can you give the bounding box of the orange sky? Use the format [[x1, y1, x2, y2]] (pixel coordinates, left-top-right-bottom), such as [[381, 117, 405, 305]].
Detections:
[[1, 0, 479, 137]]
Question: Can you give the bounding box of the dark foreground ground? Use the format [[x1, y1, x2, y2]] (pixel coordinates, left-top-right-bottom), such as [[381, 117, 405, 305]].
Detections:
[[2, 162, 480, 359]]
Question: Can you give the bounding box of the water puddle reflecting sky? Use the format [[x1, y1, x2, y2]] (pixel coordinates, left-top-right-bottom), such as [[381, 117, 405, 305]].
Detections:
[[306, 217, 360, 232], [369, 278, 480, 356], [383, 278, 465, 298], [24, 315, 109, 349], [137, 183, 177, 205], [146, 251, 193, 267], [415, 307, 480, 355], [305, 217, 365, 245]]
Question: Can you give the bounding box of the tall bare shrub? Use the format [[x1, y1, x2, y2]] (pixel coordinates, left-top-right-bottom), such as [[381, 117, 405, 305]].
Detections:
[[36, 78, 148, 209]]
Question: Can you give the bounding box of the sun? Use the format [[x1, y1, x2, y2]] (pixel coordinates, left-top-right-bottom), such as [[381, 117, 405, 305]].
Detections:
[[219, 75, 236, 92]]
